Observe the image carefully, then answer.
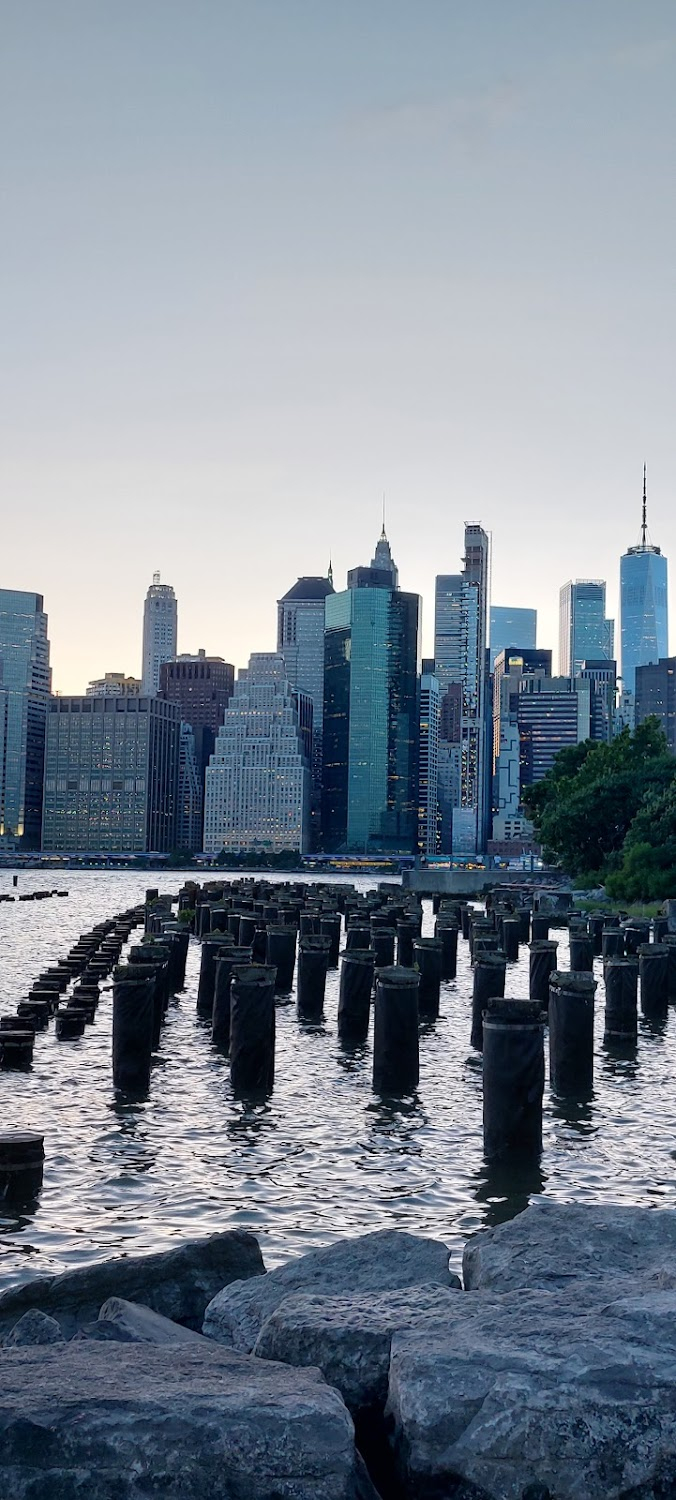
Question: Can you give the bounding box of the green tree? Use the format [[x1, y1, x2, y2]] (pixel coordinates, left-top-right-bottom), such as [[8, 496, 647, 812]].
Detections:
[[522, 720, 676, 880], [606, 781, 676, 901]]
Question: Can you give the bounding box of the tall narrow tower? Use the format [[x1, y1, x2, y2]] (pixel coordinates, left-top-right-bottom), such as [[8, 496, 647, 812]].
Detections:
[[141, 572, 178, 696], [434, 523, 490, 856], [620, 469, 668, 696]]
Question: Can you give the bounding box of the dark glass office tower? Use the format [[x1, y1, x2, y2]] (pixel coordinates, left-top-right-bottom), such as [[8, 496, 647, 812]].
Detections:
[[159, 652, 234, 786], [0, 590, 51, 849], [323, 533, 420, 855]]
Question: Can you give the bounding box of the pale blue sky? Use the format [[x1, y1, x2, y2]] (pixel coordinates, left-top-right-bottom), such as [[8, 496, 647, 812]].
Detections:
[[2, 1, 675, 689]]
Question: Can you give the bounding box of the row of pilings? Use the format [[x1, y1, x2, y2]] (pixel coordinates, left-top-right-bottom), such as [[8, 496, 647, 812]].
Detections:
[[0, 902, 145, 1199]]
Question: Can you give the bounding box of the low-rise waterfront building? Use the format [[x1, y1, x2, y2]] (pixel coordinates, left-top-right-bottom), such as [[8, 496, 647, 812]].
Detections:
[[41, 694, 181, 853]]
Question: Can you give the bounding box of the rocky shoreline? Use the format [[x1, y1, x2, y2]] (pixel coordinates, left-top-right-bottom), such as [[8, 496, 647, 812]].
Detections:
[[2, 1202, 676, 1498]]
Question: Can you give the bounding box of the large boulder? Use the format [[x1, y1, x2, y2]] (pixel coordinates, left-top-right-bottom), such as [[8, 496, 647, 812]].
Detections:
[[0, 1231, 264, 1339], [74, 1296, 208, 1344], [204, 1229, 453, 1351], [254, 1282, 461, 1417], [0, 1341, 379, 1500], [463, 1200, 676, 1292], [385, 1283, 676, 1499], [1, 1310, 65, 1348]]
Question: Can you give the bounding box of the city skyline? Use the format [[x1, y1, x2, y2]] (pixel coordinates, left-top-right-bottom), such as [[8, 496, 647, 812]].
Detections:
[[20, 478, 670, 699], [2, 4, 675, 692]]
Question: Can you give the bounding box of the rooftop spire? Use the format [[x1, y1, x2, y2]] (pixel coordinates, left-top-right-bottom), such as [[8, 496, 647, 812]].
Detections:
[[641, 463, 647, 548], [328, 557, 333, 587], [381, 491, 386, 539]]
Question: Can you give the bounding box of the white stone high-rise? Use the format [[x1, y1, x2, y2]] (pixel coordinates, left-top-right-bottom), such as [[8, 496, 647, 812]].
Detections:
[[434, 524, 490, 856], [141, 573, 178, 696], [203, 653, 311, 855]]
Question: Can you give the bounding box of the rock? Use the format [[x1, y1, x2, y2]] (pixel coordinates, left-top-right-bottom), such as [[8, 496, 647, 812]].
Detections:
[[0, 1230, 264, 1339], [254, 1282, 461, 1417], [385, 1283, 676, 1499], [74, 1297, 208, 1344], [0, 1341, 379, 1500], [463, 1200, 676, 1293], [204, 1228, 453, 1351], [1, 1310, 65, 1347]]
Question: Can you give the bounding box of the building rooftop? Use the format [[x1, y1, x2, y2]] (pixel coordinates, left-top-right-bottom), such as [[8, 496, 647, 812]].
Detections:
[[279, 576, 335, 603]]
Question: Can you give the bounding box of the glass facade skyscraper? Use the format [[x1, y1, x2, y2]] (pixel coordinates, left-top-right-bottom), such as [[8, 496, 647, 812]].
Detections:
[[490, 606, 537, 670], [620, 549, 668, 696], [0, 590, 51, 848], [277, 574, 334, 847], [322, 534, 420, 855], [559, 580, 614, 677]]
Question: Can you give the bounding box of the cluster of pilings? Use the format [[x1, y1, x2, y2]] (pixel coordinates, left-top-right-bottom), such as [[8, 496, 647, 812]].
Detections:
[[182, 877, 468, 1099], [473, 893, 676, 1169], [111, 889, 191, 1094], [0, 905, 144, 1073]]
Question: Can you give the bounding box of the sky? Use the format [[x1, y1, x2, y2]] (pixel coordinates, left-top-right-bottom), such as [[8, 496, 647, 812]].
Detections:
[[2, 0, 675, 691]]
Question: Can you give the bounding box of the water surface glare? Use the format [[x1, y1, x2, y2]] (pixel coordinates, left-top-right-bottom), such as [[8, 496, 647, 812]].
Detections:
[[1, 870, 675, 1287]]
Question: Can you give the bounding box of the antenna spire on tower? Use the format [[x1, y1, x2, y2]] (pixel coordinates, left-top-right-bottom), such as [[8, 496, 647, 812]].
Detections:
[[641, 464, 647, 548], [381, 491, 386, 538], [328, 557, 333, 587]]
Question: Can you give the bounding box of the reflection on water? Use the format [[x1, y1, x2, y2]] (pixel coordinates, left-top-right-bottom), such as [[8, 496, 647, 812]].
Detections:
[[474, 1156, 548, 1229], [1, 868, 676, 1287], [550, 1093, 596, 1126]]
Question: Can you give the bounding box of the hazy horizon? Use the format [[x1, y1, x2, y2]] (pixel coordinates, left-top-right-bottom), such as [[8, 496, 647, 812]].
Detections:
[[2, 1, 675, 691]]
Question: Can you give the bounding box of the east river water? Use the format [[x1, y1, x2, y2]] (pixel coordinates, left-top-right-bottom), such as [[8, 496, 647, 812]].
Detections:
[[1, 869, 675, 1290]]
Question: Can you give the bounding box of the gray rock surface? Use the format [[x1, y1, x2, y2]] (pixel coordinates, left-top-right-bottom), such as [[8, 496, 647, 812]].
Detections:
[[1, 1309, 65, 1347], [74, 1296, 207, 1344], [462, 1199, 676, 1293], [385, 1283, 676, 1499], [0, 1341, 379, 1500], [204, 1228, 453, 1351], [254, 1282, 461, 1416], [0, 1230, 264, 1338]]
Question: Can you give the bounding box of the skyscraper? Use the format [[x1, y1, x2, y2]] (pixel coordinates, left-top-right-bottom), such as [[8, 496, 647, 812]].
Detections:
[[490, 606, 537, 669], [434, 524, 490, 856], [517, 676, 591, 785], [203, 654, 311, 855], [177, 722, 203, 852], [491, 650, 552, 843], [277, 573, 334, 845], [0, 590, 51, 848], [159, 652, 235, 786], [42, 694, 181, 853], [141, 573, 178, 696], [559, 580, 614, 677], [620, 470, 669, 696], [635, 657, 676, 753], [418, 661, 441, 857], [322, 530, 420, 855]]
